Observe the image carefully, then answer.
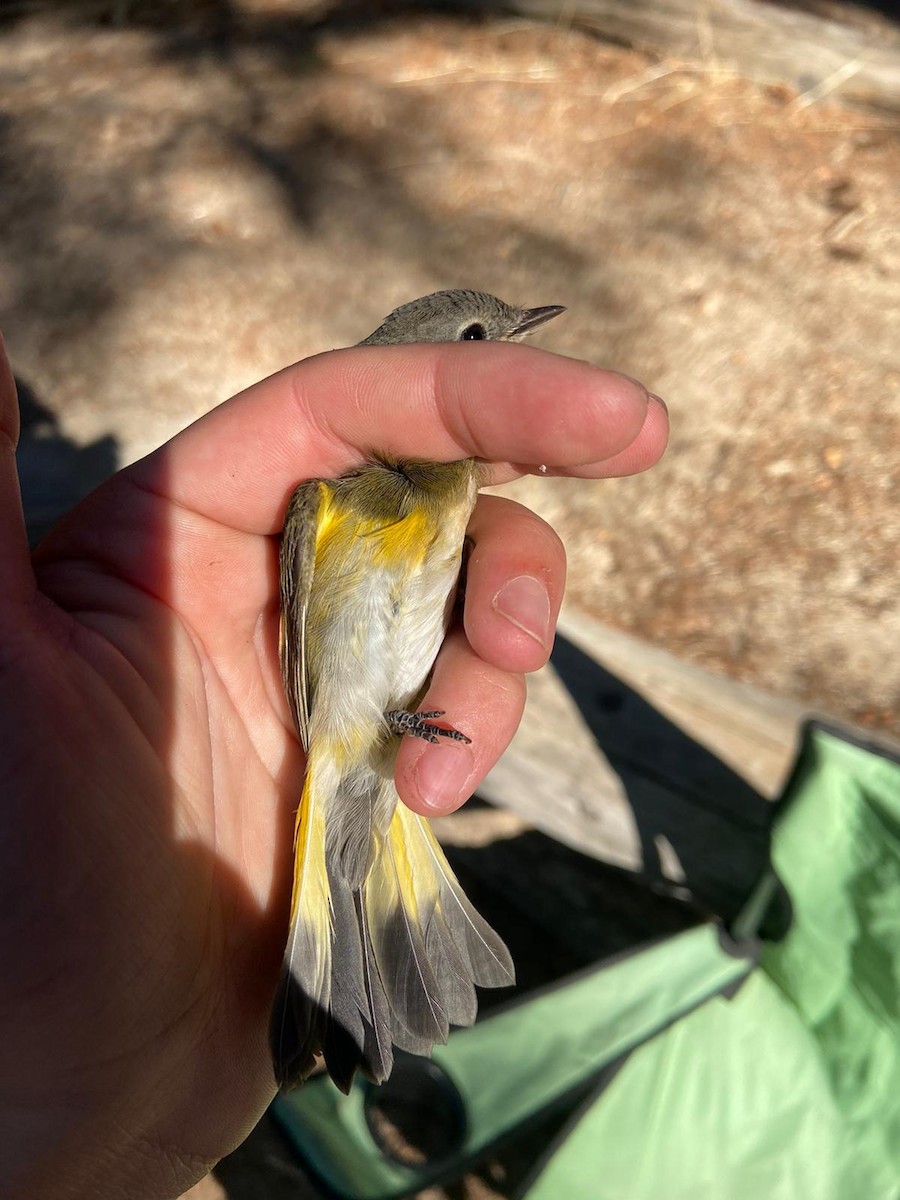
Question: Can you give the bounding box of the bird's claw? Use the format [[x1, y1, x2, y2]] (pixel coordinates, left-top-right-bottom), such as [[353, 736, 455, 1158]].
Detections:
[[384, 708, 472, 745]]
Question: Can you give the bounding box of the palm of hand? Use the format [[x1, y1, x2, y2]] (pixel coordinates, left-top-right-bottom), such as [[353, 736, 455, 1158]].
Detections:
[[5, 470, 291, 1197]]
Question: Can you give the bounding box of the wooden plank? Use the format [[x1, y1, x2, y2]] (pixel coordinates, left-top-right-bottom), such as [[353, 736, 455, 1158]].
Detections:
[[554, 607, 807, 797], [474, 605, 813, 916], [470, 606, 899, 915], [504, 0, 900, 111]]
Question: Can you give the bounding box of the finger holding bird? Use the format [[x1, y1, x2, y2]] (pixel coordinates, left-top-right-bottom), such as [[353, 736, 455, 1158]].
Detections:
[[461, 493, 567, 674], [395, 624, 529, 818], [149, 343, 658, 538], [293, 341, 655, 486]]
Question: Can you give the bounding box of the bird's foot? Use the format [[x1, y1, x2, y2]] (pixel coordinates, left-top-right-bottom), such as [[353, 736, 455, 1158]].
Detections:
[[384, 709, 472, 746]]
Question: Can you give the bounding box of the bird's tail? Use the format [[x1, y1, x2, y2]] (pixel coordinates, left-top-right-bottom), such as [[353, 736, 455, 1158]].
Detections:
[[270, 755, 515, 1093]]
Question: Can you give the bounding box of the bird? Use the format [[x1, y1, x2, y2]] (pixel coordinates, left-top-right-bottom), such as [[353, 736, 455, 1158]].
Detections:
[[271, 289, 566, 1093]]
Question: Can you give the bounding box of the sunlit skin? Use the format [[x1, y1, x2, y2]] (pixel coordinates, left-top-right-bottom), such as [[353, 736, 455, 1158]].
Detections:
[[0, 332, 667, 1199]]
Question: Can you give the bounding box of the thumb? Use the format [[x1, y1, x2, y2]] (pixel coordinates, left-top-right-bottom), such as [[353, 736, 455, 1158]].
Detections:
[[0, 333, 36, 610]]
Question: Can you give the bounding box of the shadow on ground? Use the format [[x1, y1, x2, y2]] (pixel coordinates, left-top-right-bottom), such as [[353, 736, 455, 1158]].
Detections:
[[15, 375, 119, 545]]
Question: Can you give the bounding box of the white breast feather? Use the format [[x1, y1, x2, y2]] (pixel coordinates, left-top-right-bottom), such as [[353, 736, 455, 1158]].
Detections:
[[309, 489, 473, 751]]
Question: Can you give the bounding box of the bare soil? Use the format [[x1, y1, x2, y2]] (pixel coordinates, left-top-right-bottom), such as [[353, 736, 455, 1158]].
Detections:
[[3, 6, 898, 732]]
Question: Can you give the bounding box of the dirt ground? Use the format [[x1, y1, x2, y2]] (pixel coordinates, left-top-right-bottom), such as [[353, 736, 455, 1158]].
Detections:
[[3, 5, 898, 733], [2, 6, 899, 732]]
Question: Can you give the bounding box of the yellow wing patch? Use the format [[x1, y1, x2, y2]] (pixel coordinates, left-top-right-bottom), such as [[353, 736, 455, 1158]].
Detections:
[[315, 490, 438, 571]]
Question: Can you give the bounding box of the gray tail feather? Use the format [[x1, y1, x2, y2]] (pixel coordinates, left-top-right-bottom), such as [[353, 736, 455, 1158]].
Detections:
[[322, 881, 394, 1090], [269, 970, 326, 1091], [410, 812, 515, 990], [271, 782, 514, 1093]]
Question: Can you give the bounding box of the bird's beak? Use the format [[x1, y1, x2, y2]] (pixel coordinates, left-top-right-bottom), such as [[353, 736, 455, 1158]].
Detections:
[[513, 305, 567, 337]]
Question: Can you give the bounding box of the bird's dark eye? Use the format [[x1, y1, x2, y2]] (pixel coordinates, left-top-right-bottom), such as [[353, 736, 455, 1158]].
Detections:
[[460, 323, 486, 341]]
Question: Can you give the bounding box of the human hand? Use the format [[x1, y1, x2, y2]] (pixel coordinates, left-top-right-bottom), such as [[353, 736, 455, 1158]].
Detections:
[[0, 332, 666, 1199]]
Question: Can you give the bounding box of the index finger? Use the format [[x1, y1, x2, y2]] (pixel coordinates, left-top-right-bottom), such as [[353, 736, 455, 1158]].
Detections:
[[130, 343, 653, 535]]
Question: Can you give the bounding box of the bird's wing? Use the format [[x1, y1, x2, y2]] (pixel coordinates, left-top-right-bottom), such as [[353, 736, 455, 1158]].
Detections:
[[278, 479, 324, 752]]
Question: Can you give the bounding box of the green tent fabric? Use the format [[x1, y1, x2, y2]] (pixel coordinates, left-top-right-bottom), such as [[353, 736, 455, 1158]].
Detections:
[[523, 725, 900, 1200], [270, 722, 900, 1199], [762, 728, 900, 1196], [523, 973, 843, 1200]]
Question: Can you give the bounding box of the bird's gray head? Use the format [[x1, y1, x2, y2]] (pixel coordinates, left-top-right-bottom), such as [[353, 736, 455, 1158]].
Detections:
[[359, 289, 565, 346]]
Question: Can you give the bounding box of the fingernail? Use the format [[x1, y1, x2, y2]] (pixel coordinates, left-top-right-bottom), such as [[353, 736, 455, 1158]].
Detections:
[[648, 392, 668, 416], [492, 575, 551, 647], [414, 743, 475, 812]]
